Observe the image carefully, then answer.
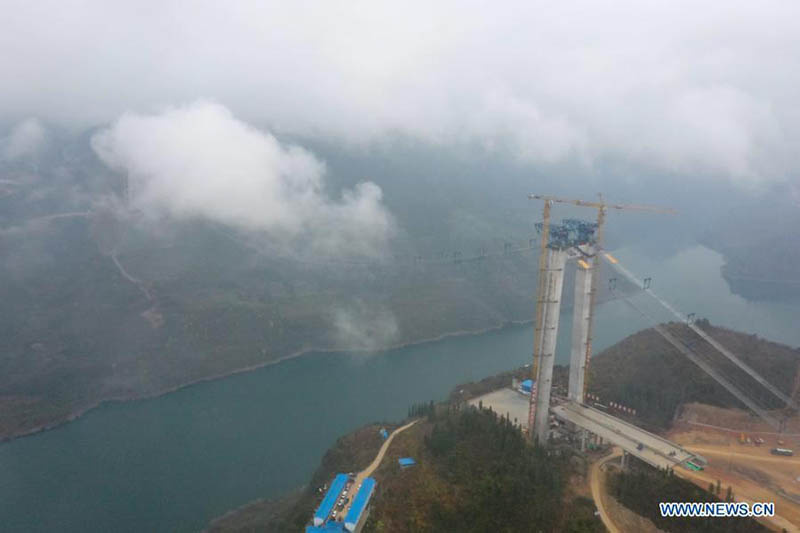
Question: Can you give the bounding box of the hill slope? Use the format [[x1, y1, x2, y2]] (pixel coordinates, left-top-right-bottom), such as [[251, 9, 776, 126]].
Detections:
[[589, 319, 800, 429]]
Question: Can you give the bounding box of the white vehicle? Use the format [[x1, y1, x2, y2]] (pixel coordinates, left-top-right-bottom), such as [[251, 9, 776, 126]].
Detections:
[[771, 448, 794, 456]]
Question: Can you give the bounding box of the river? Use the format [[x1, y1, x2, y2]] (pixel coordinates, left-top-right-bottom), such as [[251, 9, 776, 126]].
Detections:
[[1, 245, 799, 532]]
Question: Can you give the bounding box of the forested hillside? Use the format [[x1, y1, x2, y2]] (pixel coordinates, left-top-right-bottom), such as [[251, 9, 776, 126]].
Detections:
[[701, 197, 800, 301], [0, 209, 546, 440], [363, 406, 601, 533], [609, 465, 768, 533], [589, 319, 800, 429], [0, 137, 552, 441]]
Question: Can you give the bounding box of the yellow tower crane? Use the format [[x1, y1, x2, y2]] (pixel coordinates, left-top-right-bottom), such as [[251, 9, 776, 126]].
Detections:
[[526, 194, 675, 438]]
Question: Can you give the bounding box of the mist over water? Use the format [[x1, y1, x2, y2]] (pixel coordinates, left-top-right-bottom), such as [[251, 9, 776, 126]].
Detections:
[[1, 243, 798, 533]]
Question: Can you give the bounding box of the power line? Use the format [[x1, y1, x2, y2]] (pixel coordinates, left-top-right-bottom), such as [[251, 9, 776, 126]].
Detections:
[[212, 226, 540, 268]]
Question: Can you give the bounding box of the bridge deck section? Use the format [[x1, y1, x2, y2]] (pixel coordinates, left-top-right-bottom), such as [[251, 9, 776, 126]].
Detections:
[[553, 402, 696, 469]]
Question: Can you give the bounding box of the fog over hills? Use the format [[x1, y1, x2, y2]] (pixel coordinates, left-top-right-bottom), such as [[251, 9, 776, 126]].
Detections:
[[1, 1, 799, 440], [3, 2, 800, 185]]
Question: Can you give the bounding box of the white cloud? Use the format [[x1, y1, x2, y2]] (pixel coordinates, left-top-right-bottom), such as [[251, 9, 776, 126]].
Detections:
[[91, 101, 394, 256], [332, 300, 400, 352], [2, 1, 800, 183], [1, 118, 46, 160]]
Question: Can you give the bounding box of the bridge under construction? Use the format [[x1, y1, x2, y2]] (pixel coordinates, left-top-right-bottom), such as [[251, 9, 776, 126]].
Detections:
[[522, 194, 799, 471]]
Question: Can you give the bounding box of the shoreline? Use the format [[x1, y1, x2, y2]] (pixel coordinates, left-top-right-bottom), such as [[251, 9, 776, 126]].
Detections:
[[1, 319, 533, 444]]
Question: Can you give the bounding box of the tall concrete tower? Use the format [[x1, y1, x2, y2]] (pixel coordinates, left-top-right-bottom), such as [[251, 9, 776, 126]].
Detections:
[[527, 194, 673, 444], [568, 257, 593, 403], [532, 248, 567, 443], [529, 216, 599, 444]]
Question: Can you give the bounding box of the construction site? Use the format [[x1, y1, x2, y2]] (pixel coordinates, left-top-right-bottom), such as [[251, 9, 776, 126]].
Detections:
[[301, 193, 800, 532], [469, 194, 800, 532]]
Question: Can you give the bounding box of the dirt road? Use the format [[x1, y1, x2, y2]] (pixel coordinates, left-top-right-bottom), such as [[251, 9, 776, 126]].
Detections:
[[340, 419, 419, 518], [591, 446, 798, 533], [356, 419, 418, 483], [590, 448, 622, 533], [675, 463, 799, 532], [687, 445, 800, 465]]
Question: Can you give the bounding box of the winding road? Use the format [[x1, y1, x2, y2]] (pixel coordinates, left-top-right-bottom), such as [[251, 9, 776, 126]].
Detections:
[[355, 419, 418, 485], [340, 419, 419, 518], [589, 448, 622, 533]]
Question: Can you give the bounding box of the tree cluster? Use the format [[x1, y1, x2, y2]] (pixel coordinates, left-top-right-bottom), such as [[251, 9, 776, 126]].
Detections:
[[609, 465, 769, 533], [368, 406, 603, 532], [407, 400, 436, 420]]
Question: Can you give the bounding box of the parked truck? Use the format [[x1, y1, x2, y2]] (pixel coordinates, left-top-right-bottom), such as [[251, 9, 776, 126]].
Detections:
[[771, 448, 794, 456]]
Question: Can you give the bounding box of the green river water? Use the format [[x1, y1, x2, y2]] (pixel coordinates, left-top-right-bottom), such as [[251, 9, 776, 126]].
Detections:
[[1, 245, 799, 532]]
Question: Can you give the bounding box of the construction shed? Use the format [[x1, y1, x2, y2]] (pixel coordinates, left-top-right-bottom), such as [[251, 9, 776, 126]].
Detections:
[[313, 473, 348, 526], [306, 523, 344, 532], [398, 457, 416, 468], [520, 379, 535, 393], [344, 477, 376, 532]]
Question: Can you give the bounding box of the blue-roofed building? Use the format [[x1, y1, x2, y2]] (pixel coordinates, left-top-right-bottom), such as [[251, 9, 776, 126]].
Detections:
[[344, 477, 376, 532], [398, 457, 416, 468], [306, 522, 345, 533], [379, 428, 389, 439], [519, 379, 537, 395], [313, 473, 348, 526]]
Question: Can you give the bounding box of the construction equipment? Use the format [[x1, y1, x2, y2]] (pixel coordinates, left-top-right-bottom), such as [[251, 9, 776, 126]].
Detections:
[[526, 194, 675, 441]]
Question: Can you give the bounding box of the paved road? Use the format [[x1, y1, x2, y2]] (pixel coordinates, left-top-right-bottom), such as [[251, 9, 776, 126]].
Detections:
[[589, 448, 622, 533], [554, 402, 694, 469]]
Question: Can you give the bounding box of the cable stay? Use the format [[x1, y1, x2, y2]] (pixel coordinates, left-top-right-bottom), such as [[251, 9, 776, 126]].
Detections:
[[609, 289, 782, 430], [602, 252, 797, 411]]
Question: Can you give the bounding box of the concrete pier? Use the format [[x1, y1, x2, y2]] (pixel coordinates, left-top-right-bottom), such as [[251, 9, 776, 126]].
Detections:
[[533, 248, 567, 443], [568, 260, 593, 403]]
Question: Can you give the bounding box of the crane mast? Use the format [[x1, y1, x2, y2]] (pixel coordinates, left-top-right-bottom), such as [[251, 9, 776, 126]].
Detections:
[[582, 202, 605, 401], [527, 199, 552, 435]]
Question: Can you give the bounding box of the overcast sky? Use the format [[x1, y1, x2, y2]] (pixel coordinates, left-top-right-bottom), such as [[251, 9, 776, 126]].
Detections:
[[2, 1, 799, 186]]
